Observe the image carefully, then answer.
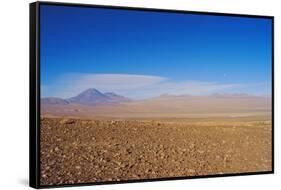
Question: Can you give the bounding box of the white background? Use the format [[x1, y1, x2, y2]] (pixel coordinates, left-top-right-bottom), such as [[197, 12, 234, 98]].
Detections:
[[0, 0, 279, 189]]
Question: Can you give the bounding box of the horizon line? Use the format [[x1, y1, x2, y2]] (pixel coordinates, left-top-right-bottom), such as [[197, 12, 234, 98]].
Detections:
[[41, 87, 272, 100]]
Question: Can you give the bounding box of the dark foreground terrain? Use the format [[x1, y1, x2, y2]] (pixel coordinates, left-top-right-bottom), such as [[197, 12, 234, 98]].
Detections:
[[40, 116, 272, 185]]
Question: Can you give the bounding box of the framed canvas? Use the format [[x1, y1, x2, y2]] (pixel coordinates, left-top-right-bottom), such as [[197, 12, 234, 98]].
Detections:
[[30, 1, 274, 188]]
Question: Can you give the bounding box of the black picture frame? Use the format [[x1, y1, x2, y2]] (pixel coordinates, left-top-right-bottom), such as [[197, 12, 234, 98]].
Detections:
[[30, 1, 274, 189]]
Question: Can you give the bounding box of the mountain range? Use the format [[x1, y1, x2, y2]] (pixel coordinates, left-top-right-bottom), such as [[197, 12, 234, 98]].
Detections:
[[41, 88, 131, 106], [41, 88, 271, 118]]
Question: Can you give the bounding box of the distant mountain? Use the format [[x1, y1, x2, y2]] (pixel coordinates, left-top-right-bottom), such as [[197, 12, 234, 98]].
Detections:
[[151, 93, 193, 100], [41, 97, 69, 105], [42, 88, 131, 106], [68, 88, 109, 105], [41, 92, 271, 118], [210, 93, 252, 98], [104, 92, 131, 103], [153, 93, 252, 99]]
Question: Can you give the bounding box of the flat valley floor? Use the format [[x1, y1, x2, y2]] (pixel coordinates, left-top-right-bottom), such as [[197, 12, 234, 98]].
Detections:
[[40, 115, 272, 185]]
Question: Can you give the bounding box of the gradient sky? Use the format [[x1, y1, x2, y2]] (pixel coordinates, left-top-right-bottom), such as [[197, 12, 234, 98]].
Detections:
[[40, 4, 272, 99]]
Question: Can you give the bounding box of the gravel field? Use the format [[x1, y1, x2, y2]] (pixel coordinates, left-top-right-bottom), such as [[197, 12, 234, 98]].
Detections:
[[40, 116, 272, 186]]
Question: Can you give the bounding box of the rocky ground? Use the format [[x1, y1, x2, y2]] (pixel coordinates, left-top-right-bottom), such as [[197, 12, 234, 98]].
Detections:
[[40, 116, 272, 186]]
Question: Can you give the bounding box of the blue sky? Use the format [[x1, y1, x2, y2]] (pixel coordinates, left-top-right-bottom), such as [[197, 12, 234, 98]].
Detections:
[[40, 4, 272, 99]]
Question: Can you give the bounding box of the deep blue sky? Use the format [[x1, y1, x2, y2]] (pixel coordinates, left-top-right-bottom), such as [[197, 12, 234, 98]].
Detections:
[[40, 4, 272, 98]]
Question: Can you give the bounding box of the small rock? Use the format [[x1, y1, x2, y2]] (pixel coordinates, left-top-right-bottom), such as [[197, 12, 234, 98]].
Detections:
[[189, 143, 195, 149], [126, 148, 132, 154], [116, 161, 122, 166], [65, 120, 76, 125], [145, 169, 152, 173], [187, 169, 195, 173], [132, 174, 140, 178]]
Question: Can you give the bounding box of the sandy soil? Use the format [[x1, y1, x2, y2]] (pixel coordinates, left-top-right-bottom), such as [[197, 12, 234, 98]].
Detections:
[[41, 95, 271, 118], [40, 116, 272, 186]]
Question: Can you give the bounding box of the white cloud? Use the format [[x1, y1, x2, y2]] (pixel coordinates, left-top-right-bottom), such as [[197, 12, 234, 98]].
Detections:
[[63, 73, 166, 89], [42, 73, 267, 99], [44, 73, 167, 98], [121, 80, 241, 99]]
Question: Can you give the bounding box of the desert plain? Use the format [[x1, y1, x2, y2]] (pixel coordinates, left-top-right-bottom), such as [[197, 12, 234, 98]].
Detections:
[[40, 90, 272, 185]]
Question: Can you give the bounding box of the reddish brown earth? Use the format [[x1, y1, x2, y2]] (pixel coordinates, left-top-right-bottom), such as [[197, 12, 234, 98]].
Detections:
[[40, 116, 272, 186]]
